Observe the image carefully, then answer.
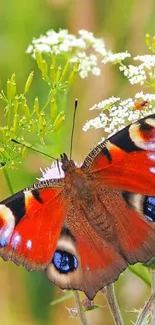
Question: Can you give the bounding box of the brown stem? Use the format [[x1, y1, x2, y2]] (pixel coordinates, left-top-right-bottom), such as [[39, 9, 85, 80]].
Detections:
[[135, 292, 155, 325], [101, 284, 124, 325], [150, 270, 155, 325], [74, 291, 89, 325]]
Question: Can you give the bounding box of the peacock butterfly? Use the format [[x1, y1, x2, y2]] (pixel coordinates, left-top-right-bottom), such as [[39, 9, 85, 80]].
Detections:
[[1, 114, 155, 300]]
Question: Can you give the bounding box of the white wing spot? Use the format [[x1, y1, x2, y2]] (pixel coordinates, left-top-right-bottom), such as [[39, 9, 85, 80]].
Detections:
[[148, 153, 155, 161], [11, 232, 21, 249], [26, 240, 32, 250], [150, 167, 155, 174]]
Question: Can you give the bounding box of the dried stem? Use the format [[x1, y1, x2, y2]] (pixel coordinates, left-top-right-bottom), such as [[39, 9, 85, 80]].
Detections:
[[101, 284, 124, 325], [150, 270, 155, 325], [74, 291, 89, 325], [135, 292, 155, 325]]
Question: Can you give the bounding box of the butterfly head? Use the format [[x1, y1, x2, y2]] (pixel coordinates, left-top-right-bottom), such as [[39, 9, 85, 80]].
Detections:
[[60, 153, 75, 172]]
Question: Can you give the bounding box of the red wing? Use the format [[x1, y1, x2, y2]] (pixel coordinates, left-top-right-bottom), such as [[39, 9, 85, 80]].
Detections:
[[46, 207, 127, 300], [82, 114, 155, 195], [0, 181, 66, 270], [46, 184, 155, 300]]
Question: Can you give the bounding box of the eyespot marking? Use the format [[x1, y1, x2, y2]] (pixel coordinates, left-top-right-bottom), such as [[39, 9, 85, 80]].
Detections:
[[143, 196, 155, 222], [0, 205, 15, 247], [52, 250, 78, 274]]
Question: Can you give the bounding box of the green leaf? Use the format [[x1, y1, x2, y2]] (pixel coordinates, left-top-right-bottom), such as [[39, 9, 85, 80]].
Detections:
[[128, 264, 151, 287]]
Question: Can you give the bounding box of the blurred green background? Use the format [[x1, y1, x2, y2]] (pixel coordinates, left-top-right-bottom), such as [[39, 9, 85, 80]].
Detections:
[[0, 0, 155, 324]]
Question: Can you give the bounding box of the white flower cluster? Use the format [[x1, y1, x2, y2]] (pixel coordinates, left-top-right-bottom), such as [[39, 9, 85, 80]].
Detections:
[[39, 161, 65, 181], [83, 92, 155, 139], [39, 160, 82, 181], [27, 29, 108, 79], [119, 54, 155, 85], [102, 51, 131, 64]]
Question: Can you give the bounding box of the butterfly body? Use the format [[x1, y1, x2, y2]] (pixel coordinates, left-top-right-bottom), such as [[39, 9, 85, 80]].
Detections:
[[1, 114, 155, 299]]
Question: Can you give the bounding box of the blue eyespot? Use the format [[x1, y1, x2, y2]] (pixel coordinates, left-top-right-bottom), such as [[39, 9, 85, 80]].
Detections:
[[144, 196, 155, 222], [52, 250, 78, 273], [0, 238, 7, 247]]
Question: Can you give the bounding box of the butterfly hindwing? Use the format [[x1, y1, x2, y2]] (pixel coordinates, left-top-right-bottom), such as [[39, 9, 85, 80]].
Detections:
[[0, 181, 66, 270], [46, 207, 127, 300]]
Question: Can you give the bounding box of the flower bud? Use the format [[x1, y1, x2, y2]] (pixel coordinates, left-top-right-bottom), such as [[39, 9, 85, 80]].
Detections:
[[53, 111, 65, 131], [68, 62, 80, 86], [56, 65, 62, 82], [35, 50, 43, 70], [145, 33, 150, 46], [24, 71, 34, 93], [42, 60, 48, 79], [34, 97, 40, 116]]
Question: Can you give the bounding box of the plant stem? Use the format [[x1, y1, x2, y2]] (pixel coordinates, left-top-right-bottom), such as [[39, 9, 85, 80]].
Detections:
[[74, 291, 89, 325], [101, 284, 124, 325], [150, 270, 155, 324], [3, 167, 14, 194], [135, 292, 155, 325]]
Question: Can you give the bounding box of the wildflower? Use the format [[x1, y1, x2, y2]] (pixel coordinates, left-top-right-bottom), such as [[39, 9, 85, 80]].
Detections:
[[102, 51, 131, 64], [27, 29, 108, 79], [83, 94, 155, 139], [39, 161, 65, 181]]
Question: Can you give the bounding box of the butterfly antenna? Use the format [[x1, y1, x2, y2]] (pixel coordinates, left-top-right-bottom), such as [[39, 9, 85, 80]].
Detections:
[[70, 99, 78, 160], [11, 139, 57, 161], [56, 158, 61, 175]]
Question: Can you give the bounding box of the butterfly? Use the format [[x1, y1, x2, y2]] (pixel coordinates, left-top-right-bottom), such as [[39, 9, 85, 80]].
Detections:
[[1, 113, 155, 300]]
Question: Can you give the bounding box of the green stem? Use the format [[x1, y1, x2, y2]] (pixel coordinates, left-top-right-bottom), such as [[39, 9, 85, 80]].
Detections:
[[73, 291, 89, 325], [3, 167, 14, 195]]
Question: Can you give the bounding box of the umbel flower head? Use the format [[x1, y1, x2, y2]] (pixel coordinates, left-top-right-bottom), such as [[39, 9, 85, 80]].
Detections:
[[27, 29, 108, 79], [83, 92, 155, 140]]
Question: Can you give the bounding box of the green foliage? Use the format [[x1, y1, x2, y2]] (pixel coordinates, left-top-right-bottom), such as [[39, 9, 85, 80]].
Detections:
[[0, 51, 79, 168]]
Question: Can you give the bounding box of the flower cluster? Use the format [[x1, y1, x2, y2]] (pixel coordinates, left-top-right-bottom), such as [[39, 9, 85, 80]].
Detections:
[[102, 51, 131, 64], [27, 29, 108, 79], [83, 92, 155, 139], [119, 54, 155, 85]]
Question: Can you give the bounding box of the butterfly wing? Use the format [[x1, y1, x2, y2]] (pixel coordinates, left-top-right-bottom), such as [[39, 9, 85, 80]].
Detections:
[[79, 113, 155, 283], [0, 179, 66, 270], [46, 206, 127, 300], [82, 113, 155, 194]]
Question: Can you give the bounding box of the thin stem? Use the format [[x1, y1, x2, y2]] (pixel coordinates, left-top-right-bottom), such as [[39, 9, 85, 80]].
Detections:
[[101, 284, 124, 325], [73, 291, 89, 325], [135, 293, 155, 325], [150, 270, 155, 324], [3, 167, 14, 195]]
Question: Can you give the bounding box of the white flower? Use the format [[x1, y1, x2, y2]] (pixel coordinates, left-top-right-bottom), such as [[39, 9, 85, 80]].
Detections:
[[83, 94, 155, 139], [134, 55, 155, 66], [102, 51, 131, 64], [27, 29, 109, 79], [90, 96, 120, 110], [38, 161, 65, 181], [135, 91, 155, 102], [38, 160, 82, 181], [119, 64, 147, 85]]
